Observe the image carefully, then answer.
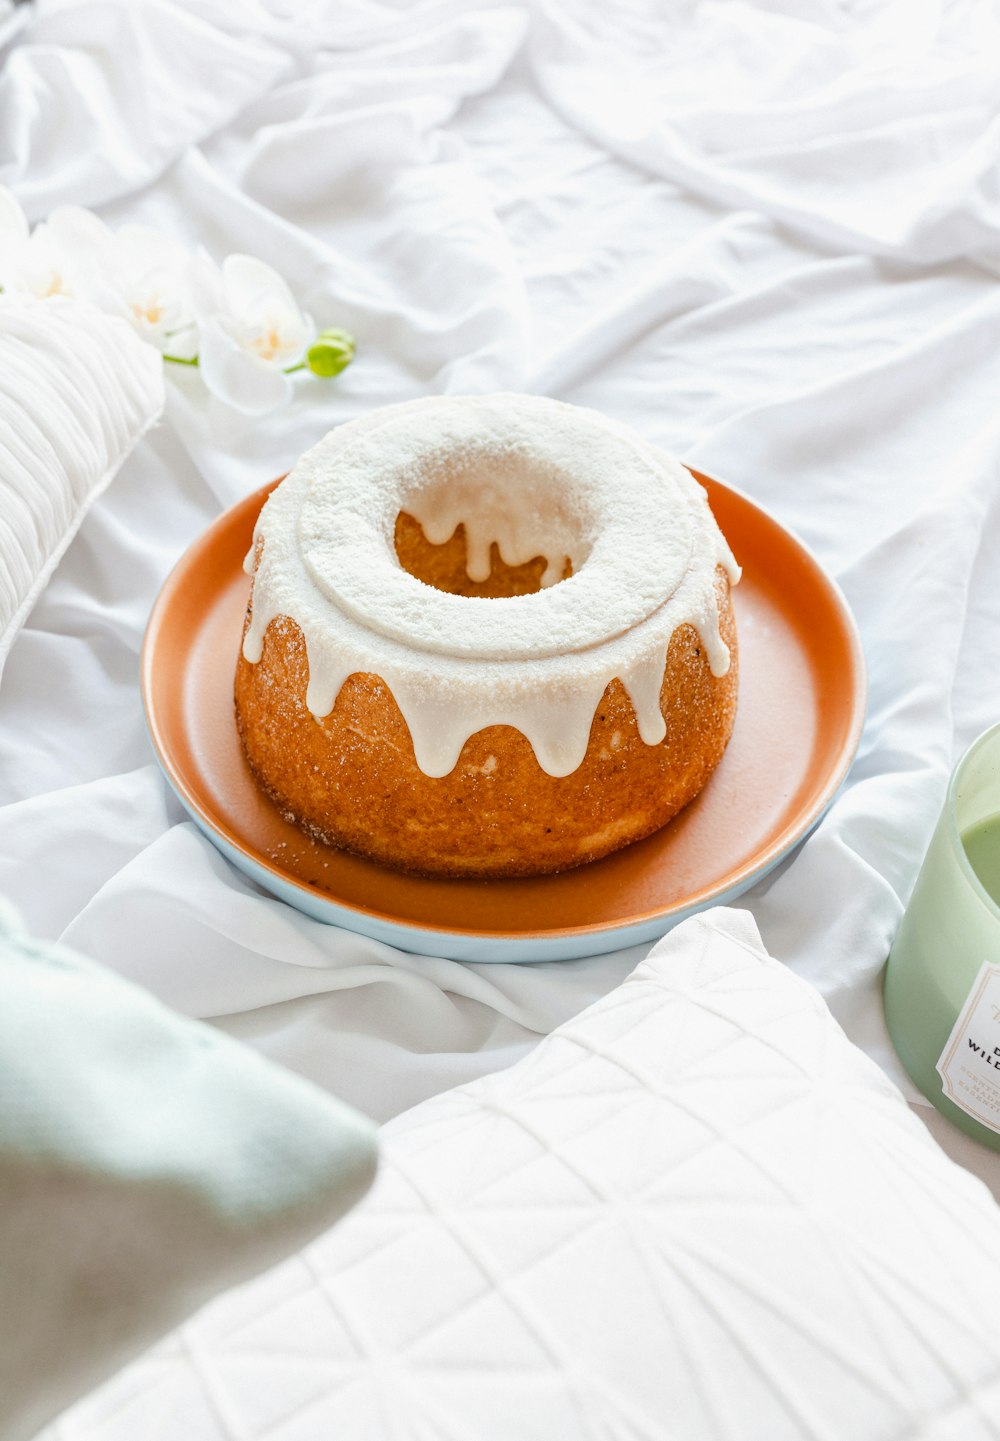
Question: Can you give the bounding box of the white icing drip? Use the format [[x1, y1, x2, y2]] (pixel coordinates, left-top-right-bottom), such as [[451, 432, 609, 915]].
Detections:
[[404, 466, 585, 588], [242, 394, 740, 779], [619, 650, 670, 747]]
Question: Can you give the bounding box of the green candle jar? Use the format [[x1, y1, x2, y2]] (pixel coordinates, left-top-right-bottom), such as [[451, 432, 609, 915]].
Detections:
[[884, 720, 1000, 1150]]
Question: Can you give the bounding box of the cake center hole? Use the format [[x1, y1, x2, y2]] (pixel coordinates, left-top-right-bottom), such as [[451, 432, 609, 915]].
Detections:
[[394, 512, 574, 598], [392, 459, 593, 599]]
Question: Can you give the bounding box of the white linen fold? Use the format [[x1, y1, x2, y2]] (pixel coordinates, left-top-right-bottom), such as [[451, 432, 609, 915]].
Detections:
[[60, 822, 638, 1121], [531, 0, 1000, 268], [0, 0, 289, 218]]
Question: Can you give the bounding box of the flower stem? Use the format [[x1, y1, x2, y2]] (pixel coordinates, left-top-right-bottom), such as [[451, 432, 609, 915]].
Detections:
[[163, 354, 199, 367]]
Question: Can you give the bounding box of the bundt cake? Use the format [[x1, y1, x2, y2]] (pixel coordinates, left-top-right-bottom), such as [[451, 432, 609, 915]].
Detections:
[[234, 394, 740, 878]]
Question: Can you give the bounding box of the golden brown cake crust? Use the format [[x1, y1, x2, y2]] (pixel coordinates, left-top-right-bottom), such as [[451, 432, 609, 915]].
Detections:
[[234, 523, 738, 878]]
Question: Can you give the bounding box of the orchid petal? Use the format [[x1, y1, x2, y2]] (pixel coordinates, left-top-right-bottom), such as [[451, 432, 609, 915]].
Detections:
[[198, 318, 293, 414], [17, 224, 86, 300], [45, 206, 114, 263], [221, 253, 301, 318], [43, 208, 117, 307]]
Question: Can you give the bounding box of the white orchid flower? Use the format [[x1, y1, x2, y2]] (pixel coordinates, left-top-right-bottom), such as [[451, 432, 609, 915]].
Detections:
[[192, 254, 316, 415], [95, 225, 201, 361], [0, 190, 96, 301], [0, 187, 353, 407], [0, 194, 197, 359]]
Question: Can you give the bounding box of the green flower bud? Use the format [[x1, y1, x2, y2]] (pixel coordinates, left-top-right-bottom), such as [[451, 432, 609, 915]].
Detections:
[[306, 328, 356, 379]]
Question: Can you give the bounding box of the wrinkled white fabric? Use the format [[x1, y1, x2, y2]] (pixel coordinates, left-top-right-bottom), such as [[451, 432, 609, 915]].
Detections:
[[1, 0, 999, 1193]]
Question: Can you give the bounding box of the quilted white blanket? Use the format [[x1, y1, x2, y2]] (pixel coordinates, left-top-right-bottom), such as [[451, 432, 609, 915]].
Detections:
[[1, 0, 1000, 1192], [38, 912, 1000, 1440]]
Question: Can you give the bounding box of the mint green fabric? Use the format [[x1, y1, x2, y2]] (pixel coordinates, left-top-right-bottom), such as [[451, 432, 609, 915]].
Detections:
[[0, 899, 377, 1441]]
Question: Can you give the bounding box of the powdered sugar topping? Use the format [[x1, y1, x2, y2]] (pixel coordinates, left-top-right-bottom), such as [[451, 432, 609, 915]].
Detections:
[[243, 394, 739, 777]]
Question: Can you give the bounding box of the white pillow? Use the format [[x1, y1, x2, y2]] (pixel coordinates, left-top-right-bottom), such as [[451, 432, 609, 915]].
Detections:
[[38, 907, 1000, 1441], [0, 293, 163, 684], [0, 900, 377, 1441]]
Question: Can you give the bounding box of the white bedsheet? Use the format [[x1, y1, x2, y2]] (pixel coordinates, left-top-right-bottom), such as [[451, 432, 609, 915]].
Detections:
[[2, 0, 999, 1179]]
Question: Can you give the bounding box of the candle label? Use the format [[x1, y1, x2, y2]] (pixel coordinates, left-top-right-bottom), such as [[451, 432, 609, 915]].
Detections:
[[936, 961, 1000, 1135]]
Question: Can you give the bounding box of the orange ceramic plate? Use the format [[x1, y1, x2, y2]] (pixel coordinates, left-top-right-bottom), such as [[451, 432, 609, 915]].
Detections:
[[142, 473, 865, 962]]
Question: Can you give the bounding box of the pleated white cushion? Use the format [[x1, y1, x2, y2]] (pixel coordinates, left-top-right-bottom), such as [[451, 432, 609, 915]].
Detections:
[[0, 293, 164, 684]]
